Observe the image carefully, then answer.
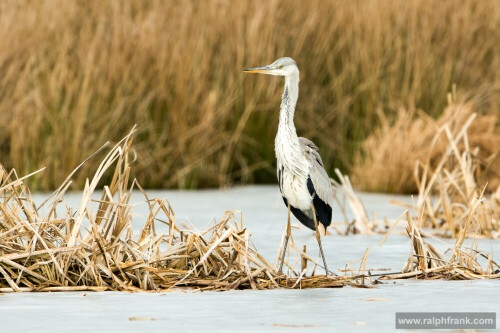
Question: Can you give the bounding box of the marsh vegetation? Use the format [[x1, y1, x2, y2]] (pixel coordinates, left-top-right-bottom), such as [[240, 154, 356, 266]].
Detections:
[[0, 128, 498, 293], [0, 0, 499, 192]]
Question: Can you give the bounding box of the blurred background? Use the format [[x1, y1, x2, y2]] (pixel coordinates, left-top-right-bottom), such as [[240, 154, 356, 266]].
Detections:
[[0, 0, 499, 193]]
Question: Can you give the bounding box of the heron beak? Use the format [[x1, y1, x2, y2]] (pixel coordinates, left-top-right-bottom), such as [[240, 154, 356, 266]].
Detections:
[[242, 65, 275, 74]]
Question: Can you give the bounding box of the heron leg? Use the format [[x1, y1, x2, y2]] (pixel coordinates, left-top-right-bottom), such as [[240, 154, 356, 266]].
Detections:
[[278, 203, 292, 275], [311, 204, 329, 275]]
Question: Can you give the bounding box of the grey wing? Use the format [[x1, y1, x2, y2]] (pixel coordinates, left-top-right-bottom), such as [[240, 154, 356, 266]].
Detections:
[[299, 137, 334, 208]]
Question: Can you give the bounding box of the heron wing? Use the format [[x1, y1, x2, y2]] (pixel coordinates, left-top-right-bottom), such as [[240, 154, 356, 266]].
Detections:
[[299, 137, 334, 224]]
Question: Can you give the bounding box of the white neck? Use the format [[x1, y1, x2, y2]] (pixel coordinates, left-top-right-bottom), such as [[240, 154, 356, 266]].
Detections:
[[275, 68, 308, 175], [278, 70, 300, 140]]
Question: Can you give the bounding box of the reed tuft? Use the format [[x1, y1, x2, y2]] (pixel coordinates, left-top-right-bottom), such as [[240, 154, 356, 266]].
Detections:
[[1, 1, 500, 190]]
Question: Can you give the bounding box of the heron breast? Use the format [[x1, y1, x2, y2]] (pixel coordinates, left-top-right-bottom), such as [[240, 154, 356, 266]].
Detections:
[[280, 172, 312, 211]]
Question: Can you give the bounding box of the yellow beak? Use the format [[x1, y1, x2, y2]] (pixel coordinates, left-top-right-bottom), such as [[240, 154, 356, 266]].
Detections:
[[242, 65, 274, 74]]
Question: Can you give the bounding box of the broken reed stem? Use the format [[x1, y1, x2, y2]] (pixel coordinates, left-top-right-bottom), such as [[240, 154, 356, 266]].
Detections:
[[352, 99, 500, 239], [0, 128, 359, 292], [411, 102, 500, 238], [380, 208, 500, 280], [301, 245, 307, 273], [1, 125, 498, 293]]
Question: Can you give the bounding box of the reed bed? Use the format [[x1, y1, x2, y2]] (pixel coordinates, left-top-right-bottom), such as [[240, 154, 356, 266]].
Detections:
[[351, 96, 500, 238], [380, 96, 500, 238], [380, 209, 500, 281], [0, 129, 373, 292], [1, 1, 500, 191], [1, 128, 498, 292], [353, 93, 500, 194]]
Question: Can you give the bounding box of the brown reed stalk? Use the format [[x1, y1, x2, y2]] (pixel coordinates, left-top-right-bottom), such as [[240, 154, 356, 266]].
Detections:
[[0, 129, 367, 292], [380, 207, 500, 280], [1, 1, 500, 190], [353, 95, 500, 194]]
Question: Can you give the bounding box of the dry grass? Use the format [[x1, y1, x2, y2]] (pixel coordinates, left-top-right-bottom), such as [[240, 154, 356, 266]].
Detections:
[[353, 93, 500, 193], [0, 129, 372, 292], [380, 209, 500, 280], [0, 128, 498, 292], [411, 110, 500, 238], [331, 170, 374, 235], [1, 1, 500, 190], [354, 94, 500, 237]]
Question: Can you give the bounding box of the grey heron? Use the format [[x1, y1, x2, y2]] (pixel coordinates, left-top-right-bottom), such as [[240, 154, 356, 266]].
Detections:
[[243, 57, 333, 275]]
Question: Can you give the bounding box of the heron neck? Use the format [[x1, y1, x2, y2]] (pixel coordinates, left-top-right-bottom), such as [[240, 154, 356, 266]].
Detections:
[[275, 70, 307, 175], [278, 73, 299, 138]]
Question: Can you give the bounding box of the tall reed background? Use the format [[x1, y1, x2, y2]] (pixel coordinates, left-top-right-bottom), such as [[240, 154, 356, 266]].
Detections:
[[0, 0, 499, 192]]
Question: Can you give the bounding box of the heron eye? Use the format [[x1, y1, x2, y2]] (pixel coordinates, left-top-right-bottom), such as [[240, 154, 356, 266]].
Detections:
[[279, 65, 284, 69]]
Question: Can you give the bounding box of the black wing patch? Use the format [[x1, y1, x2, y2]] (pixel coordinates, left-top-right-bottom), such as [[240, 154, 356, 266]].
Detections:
[[306, 177, 332, 228], [282, 196, 316, 231]]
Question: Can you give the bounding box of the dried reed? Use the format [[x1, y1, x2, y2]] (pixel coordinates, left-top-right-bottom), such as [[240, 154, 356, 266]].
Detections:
[[1, 126, 498, 292], [407, 97, 500, 237], [353, 93, 500, 194], [353, 95, 500, 238], [380, 209, 500, 280], [1, 1, 500, 190], [0, 129, 371, 292], [331, 169, 374, 235]]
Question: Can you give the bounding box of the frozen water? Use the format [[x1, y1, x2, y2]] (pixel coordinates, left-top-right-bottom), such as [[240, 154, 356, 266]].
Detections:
[[1, 186, 498, 332]]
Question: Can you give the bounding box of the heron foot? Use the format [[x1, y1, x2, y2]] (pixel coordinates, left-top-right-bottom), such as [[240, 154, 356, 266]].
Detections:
[[276, 270, 287, 284]]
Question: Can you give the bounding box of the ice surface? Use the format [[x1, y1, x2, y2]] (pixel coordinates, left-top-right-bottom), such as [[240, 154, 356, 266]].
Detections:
[[1, 186, 498, 332]]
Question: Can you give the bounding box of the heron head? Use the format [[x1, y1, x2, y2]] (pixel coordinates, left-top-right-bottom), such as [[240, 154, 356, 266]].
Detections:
[[242, 57, 298, 77]]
